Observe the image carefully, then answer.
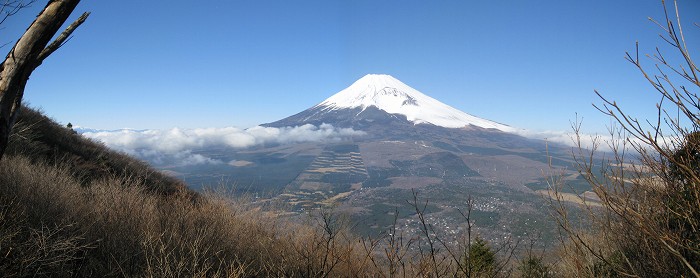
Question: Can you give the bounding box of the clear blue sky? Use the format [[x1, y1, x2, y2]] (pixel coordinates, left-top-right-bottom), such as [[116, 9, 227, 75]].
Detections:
[[4, 0, 700, 134]]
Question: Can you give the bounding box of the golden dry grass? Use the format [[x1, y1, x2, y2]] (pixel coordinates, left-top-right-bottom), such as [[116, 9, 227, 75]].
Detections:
[[0, 155, 379, 277], [0, 106, 541, 277]]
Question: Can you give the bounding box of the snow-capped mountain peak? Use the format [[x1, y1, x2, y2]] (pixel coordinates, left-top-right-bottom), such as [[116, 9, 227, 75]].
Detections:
[[316, 74, 515, 132]]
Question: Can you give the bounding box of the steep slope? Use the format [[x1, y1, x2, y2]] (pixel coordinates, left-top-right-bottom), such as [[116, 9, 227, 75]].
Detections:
[[0, 106, 376, 277], [266, 74, 515, 132], [7, 106, 188, 195]]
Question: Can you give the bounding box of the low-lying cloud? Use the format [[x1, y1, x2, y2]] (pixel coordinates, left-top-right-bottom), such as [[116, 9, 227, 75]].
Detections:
[[514, 129, 670, 154], [514, 129, 582, 147], [83, 124, 365, 166], [514, 129, 614, 151]]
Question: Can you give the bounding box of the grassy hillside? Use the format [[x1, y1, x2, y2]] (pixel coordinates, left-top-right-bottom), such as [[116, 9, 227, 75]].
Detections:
[[6, 106, 188, 196], [0, 106, 372, 277], [0, 106, 553, 277]]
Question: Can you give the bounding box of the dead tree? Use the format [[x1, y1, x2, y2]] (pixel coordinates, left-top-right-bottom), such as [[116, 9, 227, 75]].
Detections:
[[0, 0, 89, 159]]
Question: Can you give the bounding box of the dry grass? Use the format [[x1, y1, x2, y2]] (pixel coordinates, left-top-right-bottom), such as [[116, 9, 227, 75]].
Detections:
[[0, 153, 535, 277], [548, 1, 700, 276], [0, 155, 378, 277], [0, 107, 539, 277], [0, 106, 379, 277], [7, 105, 189, 196]]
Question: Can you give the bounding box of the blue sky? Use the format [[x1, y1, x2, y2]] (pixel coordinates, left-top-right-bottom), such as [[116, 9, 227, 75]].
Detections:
[[4, 0, 700, 134]]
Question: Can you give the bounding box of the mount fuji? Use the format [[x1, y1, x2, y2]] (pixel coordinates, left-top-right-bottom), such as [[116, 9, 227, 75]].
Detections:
[[265, 74, 516, 133], [170, 74, 583, 244]]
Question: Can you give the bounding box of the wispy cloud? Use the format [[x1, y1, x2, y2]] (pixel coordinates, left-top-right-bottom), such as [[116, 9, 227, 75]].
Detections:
[[514, 129, 618, 153], [514, 129, 585, 148], [83, 124, 365, 166], [515, 128, 676, 154]]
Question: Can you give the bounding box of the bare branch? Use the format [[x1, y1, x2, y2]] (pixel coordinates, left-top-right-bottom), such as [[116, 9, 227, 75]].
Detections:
[[37, 11, 89, 62], [0, 0, 87, 159]]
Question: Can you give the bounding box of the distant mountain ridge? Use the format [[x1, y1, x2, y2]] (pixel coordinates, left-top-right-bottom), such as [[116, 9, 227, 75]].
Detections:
[[266, 74, 515, 132]]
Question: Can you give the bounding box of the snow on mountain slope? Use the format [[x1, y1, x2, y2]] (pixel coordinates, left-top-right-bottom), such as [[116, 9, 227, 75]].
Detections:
[[316, 74, 515, 132]]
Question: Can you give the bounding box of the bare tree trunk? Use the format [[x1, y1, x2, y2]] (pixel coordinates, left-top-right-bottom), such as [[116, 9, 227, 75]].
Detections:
[[0, 0, 88, 159]]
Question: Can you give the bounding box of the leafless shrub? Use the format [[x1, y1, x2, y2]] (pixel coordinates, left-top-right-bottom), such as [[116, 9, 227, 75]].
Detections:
[[549, 1, 700, 277], [360, 190, 520, 278]]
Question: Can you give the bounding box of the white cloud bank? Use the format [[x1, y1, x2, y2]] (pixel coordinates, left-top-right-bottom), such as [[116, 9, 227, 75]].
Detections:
[[83, 122, 660, 167], [83, 124, 365, 166]]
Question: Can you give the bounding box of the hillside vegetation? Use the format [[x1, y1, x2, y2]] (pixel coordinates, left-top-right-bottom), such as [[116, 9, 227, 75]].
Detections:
[[0, 106, 375, 277], [1, 107, 553, 277], [6, 106, 188, 195], [1, 2, 696, 276], [546, 1, 700, 276]]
